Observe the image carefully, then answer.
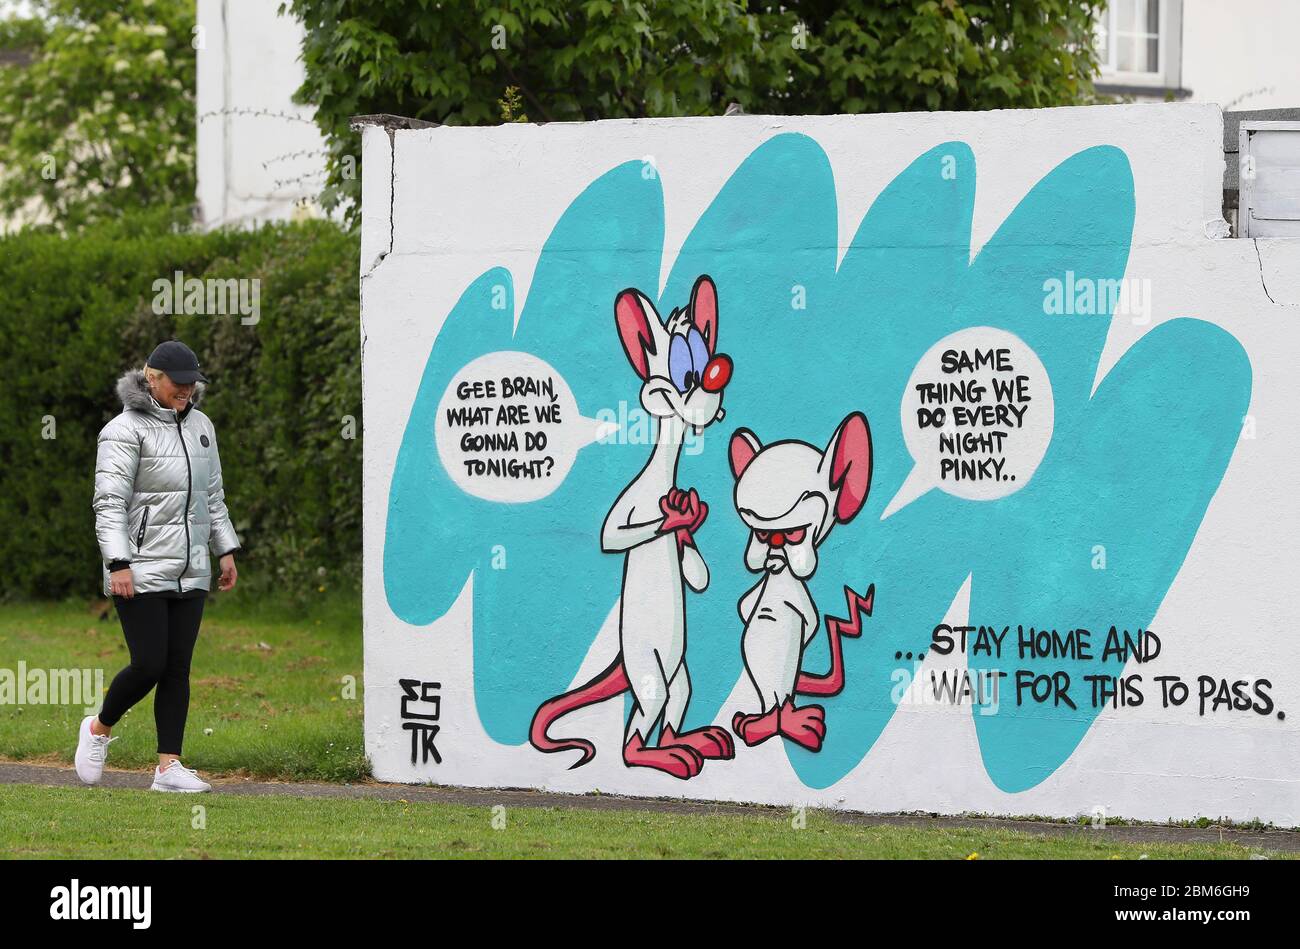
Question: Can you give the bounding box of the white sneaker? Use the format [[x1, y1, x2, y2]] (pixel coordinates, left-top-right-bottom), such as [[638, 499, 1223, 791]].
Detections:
[[74, 714, 117, 785], [150, 759, 212, 793]]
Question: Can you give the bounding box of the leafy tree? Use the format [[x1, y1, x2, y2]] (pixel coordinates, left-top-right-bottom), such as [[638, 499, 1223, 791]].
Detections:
[[286, 0, 1103, 223], [0, 15, 47, 53], [768, 1, 1105, 114], [0, 0, 197, 230]]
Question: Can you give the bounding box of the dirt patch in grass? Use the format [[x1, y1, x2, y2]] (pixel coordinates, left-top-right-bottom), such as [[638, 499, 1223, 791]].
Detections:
[[193, 674, 251, 690]]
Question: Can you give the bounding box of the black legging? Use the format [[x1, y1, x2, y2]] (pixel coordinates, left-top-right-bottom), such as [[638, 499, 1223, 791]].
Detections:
[[98, 595, 206, 755]]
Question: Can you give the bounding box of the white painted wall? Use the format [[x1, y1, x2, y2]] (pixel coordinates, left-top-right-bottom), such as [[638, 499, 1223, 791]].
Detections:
[[195, 0, 328, 228], [359, 105, 1298, 826]]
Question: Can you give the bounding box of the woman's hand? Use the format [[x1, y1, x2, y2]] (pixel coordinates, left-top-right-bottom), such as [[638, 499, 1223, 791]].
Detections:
[[109, 568, 134, 598], [218, 553, 238, 592]]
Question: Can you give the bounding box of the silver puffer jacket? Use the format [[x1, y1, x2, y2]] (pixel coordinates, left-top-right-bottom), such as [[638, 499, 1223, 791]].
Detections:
[[93, 369, 241, 595]]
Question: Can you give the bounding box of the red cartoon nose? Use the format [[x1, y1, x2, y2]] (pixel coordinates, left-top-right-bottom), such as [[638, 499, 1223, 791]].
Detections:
[[700, 353, 732, 393], [769, 531, 786, 548]]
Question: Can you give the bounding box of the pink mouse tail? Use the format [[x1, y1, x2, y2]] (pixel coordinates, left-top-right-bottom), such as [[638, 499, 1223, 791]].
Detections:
[[796, 584, 875, 697], [529, 655, 630, 769]]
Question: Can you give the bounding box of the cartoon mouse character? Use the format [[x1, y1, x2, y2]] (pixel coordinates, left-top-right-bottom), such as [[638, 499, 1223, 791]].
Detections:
[[529, 275, 737, 779], [727, 413, 875, 752]]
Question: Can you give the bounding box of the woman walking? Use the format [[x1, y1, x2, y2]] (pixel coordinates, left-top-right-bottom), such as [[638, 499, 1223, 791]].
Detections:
[[77, 340, 241, 792]]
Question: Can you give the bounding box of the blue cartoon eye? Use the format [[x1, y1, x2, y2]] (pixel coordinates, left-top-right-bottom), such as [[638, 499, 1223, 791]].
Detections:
[[687, 327, 710, 377], [668, 334, 693, 393]]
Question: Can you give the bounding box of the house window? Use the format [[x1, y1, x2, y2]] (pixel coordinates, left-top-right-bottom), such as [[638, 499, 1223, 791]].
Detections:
[[1096, 0, 1162, 76]]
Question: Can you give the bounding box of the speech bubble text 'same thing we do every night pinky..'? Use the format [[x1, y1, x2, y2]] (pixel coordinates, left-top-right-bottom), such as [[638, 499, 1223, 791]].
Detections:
[[882, 326, 1054, 519]]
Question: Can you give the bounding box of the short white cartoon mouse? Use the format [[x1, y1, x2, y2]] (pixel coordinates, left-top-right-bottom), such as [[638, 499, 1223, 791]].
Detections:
[[727, 413, 875, 752]]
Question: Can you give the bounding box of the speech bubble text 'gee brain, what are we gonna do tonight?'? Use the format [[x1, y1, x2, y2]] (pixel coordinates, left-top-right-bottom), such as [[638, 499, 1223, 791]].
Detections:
[[435, 351, 615, 503]]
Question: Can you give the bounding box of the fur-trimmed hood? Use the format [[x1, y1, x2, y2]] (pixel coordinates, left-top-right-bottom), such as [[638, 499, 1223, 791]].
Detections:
[[116, 368, 207, 414]]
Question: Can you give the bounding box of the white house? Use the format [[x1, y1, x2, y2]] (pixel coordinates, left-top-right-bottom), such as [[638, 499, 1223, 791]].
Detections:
[[1095, 0, 1300, 108], [194, 0, 329, 228]]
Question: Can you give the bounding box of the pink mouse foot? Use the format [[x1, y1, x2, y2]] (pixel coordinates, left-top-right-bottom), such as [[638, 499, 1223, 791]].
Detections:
[[778, 699, 826, 751], [662, 724, 735, 760], [623, 732, 704, 779], [731, 707, 780, 747]]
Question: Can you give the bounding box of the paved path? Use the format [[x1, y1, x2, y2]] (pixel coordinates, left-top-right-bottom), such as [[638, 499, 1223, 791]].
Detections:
[[3, 760, 1295, 852]]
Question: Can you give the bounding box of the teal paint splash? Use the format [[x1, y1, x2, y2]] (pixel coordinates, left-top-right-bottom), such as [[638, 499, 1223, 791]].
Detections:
[[383, 134, 1251, 793]]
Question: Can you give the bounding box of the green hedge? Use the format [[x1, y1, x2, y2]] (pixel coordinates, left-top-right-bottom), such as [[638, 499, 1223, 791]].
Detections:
[[0, 214, 361, 600]]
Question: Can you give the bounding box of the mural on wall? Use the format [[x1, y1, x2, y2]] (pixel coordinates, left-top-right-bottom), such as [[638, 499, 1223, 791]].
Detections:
[[382, 130, 1263, 798]]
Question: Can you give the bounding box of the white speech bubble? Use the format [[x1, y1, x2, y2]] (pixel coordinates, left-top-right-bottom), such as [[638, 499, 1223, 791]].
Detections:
[[881, 327, 1054, 519], [435, 351, 617, 503]]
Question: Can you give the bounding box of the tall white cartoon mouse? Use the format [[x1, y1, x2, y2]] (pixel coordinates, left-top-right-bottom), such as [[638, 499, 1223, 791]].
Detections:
[[727, 413, 875, 752], [530, 275, 737, 780]]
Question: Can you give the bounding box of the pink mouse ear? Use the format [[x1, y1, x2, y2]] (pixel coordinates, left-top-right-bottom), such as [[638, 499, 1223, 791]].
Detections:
[[825, 412, 872, 523], [729, 429, 761, 480], [614, 289, 657, 380], [689, 275, 718, 355]]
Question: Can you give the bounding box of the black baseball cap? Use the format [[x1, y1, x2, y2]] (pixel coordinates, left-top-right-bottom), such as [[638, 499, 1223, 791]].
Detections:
[[147, 340, 208, 384]]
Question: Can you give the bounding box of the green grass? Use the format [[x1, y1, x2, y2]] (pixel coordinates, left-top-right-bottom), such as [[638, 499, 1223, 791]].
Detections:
[[1, 784, 1290, 859], [3, 598, 1295, 859], [0, 592, 366, 781]]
